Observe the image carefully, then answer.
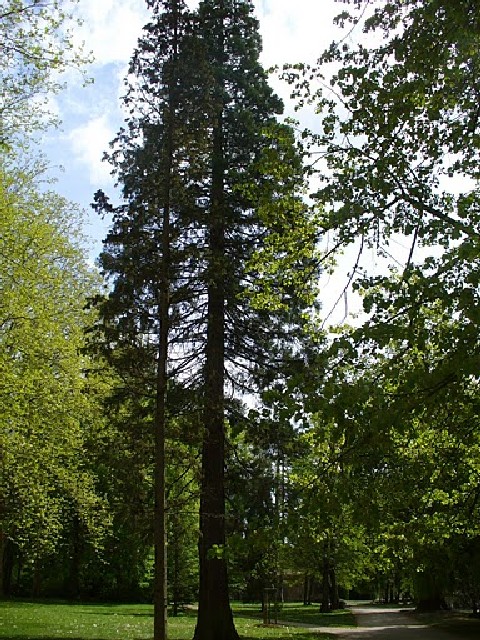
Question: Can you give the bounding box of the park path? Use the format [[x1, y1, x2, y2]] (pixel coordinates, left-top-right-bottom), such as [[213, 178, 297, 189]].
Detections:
[[290, 606, 467, 640]]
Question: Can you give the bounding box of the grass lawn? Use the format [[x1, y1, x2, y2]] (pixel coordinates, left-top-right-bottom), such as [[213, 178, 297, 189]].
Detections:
[[0, 601, 340, 640]]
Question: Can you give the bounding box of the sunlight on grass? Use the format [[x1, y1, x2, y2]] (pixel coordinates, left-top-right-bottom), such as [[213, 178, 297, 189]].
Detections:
[[0, 602, 156, 640], [0, 602, 336, 640]]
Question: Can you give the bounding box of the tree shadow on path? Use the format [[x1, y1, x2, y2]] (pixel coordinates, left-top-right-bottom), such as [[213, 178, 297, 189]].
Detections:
[[330, 606, 478, 640]]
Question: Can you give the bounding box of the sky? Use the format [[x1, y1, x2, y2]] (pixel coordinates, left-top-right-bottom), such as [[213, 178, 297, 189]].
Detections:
[[43, 0, 364, 323], [44, 0, 344, 253]]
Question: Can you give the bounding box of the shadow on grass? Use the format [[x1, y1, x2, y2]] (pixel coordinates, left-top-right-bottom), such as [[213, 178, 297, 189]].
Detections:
[[0, 600, 340, 640], [0, 600, 152, 610], [1, 635, 334, 640], [232, 603, 355, 628], [241, 634, 335, 640], [79, 609, 197, 619]]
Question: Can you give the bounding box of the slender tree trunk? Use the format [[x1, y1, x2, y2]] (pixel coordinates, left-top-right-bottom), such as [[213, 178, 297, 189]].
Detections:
[[472, 597, 479, 617], [154, 201, 170, 640], [172, 522, 180, 617], [303, 574, 309, 606], [320, 542, 330, 613], [67, 516, 82, 599], [392, 571, 399, 604], [154, 151, 171, 640], [3, 539, 15, 597], [384, 579, 389, 604], [32, 561, 42, 598], [154, 4, 179, 639]]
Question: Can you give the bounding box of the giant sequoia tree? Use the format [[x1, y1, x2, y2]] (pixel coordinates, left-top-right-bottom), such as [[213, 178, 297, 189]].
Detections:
[[95, 1, 317, 639]]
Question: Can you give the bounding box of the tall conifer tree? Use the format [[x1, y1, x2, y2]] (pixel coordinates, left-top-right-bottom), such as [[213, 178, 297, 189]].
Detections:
[[192, 2, 318, 638], [94, 2, 318, 640], [93, 3, 197, 639]]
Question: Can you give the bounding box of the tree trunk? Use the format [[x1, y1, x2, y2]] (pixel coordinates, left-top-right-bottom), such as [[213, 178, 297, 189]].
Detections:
[[303, 574, 310, 605], [3, 538, 15, 597], [32, 561, 42, 598], [472, 598, 479, 617], [193, 292, 239, 640], [154, 4, 181, 639], [172, 512, 180, 617], [154, 177, 170, 640], [320, 551, 330, 613], [66, 516, 82, 599], [329, 563, 339, 611], [193, 44, 238, 639], [172, 541, 179, 617]]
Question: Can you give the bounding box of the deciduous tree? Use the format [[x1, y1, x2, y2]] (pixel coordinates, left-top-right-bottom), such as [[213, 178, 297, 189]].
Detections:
[[0, 158, 107, 595], [289, 0, 480, 608], [0, 0, 90, 146]]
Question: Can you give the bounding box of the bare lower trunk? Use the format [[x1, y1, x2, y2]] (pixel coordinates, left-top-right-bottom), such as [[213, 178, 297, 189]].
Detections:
[[194, 328, 238, 640], [172, 526, 180, 617], [329, 564, 339, 610], [303, 574, 309, 606], [66, 517, 82, 599], [320, 552, 330, 613], [32, 561, 42, 598]]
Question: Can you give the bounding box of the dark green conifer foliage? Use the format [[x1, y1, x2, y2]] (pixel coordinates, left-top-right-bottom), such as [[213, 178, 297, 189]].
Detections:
[[94, 3, 196, 639], [192, 2, 318, 638], [94, 2, 317, 639]]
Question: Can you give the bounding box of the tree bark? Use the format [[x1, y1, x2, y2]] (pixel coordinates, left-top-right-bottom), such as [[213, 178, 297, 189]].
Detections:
[[153, 162, 170, 640], [32, 561, 42, 598], [3, 539, 15, 597], [193, 45, 238, 638], [66, 516, 82, 599], [303, 574, 309, 606], [153, 120, 171, 640], [172, 521, 180, 617], [154, 4, 181, 639], [320, 549, 330, 613], [329, 563, 339, 611]]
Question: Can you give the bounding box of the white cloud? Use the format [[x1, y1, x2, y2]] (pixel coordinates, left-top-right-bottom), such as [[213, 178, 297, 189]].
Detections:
[[256, 0, 341, 66], [74, 0, 149, 67], [56, 0, 350, 258], [68, 115, 115, 186], [248, 0, 345, 125]]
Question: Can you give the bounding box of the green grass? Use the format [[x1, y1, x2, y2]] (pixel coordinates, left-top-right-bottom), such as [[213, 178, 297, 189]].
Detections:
[[0, 602, 158, 640], [0, 601, 338, 640]]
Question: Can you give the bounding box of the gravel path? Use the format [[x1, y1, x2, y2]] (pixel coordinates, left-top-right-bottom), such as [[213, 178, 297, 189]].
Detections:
[[290, 606, 467, 639]]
